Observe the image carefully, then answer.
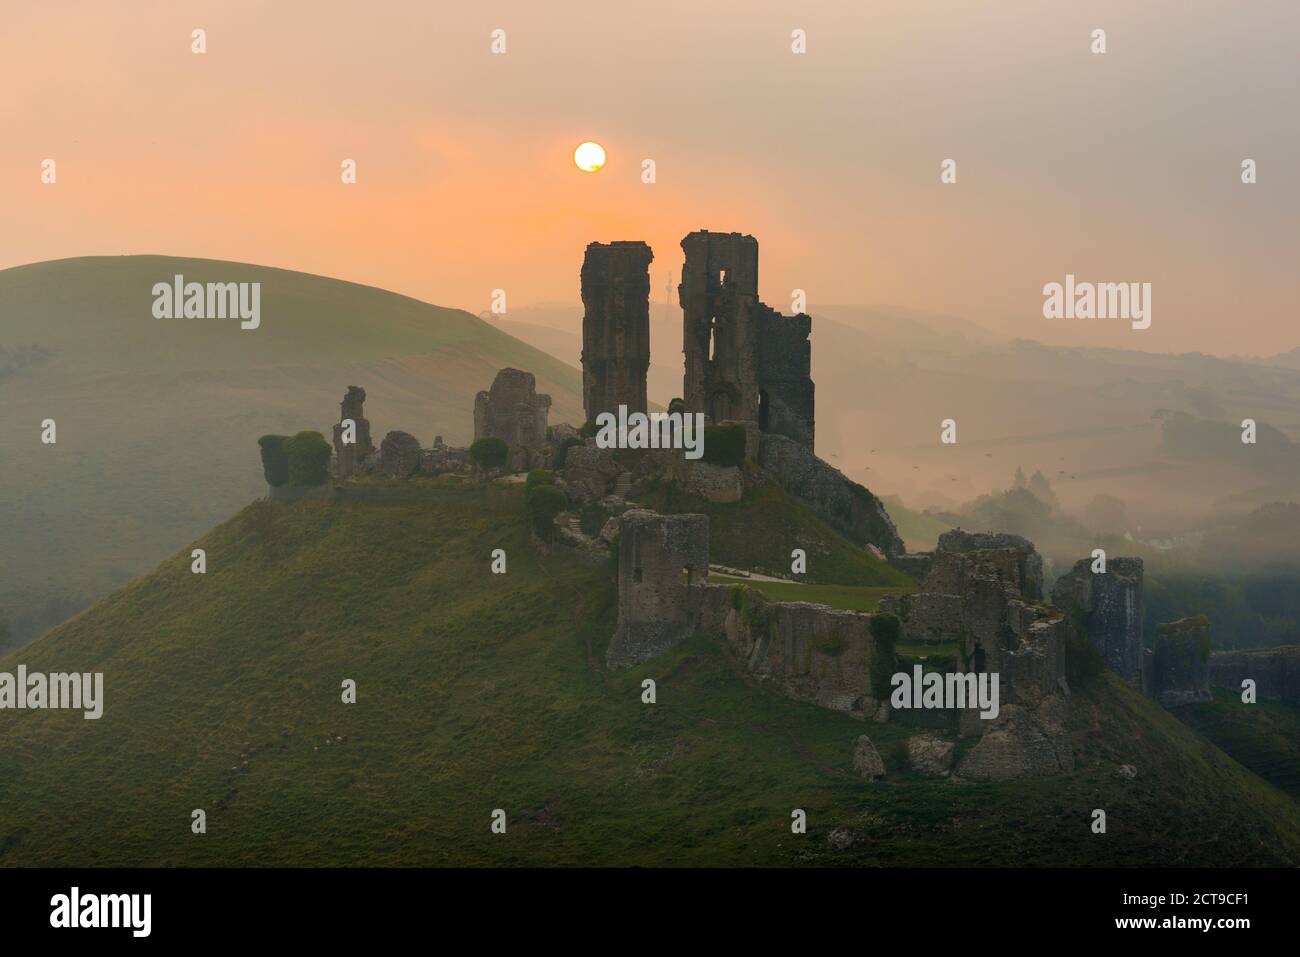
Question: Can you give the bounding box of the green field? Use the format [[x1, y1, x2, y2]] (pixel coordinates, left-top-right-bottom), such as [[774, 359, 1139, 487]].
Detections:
[[2, 480, 1298, 867], [0, 256, 585, 644]]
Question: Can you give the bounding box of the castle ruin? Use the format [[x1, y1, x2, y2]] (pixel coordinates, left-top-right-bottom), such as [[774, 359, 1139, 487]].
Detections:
[[607, 510, 709, 668], [580, 241, 653, 423], [473, 368, 552, 471], [678, 230, 814, 451], [332, 385, 374, 479], [1051, 557, 1145, 690]]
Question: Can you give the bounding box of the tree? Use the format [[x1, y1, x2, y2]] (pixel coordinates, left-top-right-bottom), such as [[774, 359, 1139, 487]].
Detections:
[[257, 434, 290, 487], [470, 437, 509, 470], [285, 431, 331, 486]]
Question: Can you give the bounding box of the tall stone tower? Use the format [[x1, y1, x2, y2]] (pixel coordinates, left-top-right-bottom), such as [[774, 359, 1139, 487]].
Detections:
[[678, 230, 814, 450], [581, 241, 654, 424], [679, 230, 761, 426]]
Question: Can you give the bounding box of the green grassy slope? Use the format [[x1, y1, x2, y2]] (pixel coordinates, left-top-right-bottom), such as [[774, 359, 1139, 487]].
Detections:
[[640, 470, 914, 588], [0, 256, 585, 643], [1, 481, 1297, 867], [1176, 690, 1300, 801]]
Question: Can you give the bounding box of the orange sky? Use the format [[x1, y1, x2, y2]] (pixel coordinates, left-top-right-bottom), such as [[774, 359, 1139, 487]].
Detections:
[[2, 0, 1296, 355]]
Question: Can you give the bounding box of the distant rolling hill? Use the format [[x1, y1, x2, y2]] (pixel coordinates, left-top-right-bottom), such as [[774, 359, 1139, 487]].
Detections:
[[0, 256, 585, 645]]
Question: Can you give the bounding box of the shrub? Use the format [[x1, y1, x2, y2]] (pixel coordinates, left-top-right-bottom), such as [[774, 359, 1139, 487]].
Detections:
[[579, 420, 599, 438], [554, 436, 584, 469], [869, 613, 901, 699], [525, 483, 566, 540], [285, 431, 331, 486], [526, 469, 555, 491], [701, 424, 746, 467], [257, 434, 290, 487], [470, 437, 509, 470]]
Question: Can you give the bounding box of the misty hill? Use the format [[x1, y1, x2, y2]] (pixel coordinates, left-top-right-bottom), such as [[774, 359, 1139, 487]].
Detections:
[[0, 256, 585, 645], [1, 480, 1298, 866]]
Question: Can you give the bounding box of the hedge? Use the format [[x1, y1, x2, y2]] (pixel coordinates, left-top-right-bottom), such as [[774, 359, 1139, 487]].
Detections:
[[257, 434, 290, 487], [285, 430, 331, 486]]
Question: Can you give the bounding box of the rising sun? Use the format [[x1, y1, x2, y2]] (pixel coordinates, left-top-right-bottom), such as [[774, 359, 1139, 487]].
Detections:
[[573, 141, 606, 172]]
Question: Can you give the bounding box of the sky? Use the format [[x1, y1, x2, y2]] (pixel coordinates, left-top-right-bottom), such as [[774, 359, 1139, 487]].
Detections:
[[2, 0, 1296, 356]]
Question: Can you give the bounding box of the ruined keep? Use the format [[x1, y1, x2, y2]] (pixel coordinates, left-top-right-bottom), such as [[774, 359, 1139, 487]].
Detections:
[[581, 241, 654, 423], [607, 510, 709, 669], [473, 368, 552, 471], [332, 385, 375, 479], [678, 230, 814, 451]]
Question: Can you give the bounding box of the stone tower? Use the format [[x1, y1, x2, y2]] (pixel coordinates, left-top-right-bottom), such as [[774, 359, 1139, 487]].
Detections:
[[332, 385, 374, 479], [1051, 556, 1145, 689], [607, 509, 709, 669], [678, 230, 814, 450], [580, 241, 654, 424]]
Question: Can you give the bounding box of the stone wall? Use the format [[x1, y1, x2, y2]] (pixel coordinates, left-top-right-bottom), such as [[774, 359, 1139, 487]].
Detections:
[[580, 241, 653, 423], [473, 368, 552, 471], [1051, 557, 1144, 689], [699, 586, 888, 717], [607, 510, 710, 668], [1209, 646, 1300, 703], [1147, 616, 1212, 707]]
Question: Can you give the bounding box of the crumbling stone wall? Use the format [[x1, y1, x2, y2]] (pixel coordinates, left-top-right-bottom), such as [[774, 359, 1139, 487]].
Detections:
[[607, 509, 709, 668], [678, 230, 813, 450], [1148, 616, 1213, 707], [581, 241, 653, 423], [699, 588, 888, 717], [473, 368, 552, 471], [1051, 557, 1145, 689], [757, 433, 903, 556], [755, 303, 815, 450], [332, 385, 374, 479], [1209, 646, 1300, 703]]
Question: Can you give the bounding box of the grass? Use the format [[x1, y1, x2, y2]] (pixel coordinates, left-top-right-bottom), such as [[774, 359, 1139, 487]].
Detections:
[[640, 470, 914, 588], [708, 575, 911, 613], [0, 255, 586, 643], [2, 482, 1299, 867], [1176, 689, 1300, 801]]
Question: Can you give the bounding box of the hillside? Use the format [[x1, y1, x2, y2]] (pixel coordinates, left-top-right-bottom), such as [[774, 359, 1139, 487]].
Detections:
[[0, 256, 585, 644], [1, 480, 1298, 867]]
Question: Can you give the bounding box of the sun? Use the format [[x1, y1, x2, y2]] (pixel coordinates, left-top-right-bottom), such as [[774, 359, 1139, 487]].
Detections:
[[573, 141, 606, 172]]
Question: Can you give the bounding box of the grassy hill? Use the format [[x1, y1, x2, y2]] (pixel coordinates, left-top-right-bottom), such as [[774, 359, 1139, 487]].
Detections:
[[1177, 690, 1300, 801], [0, 256, 585, 645], [1, 479, 1298, 867]]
